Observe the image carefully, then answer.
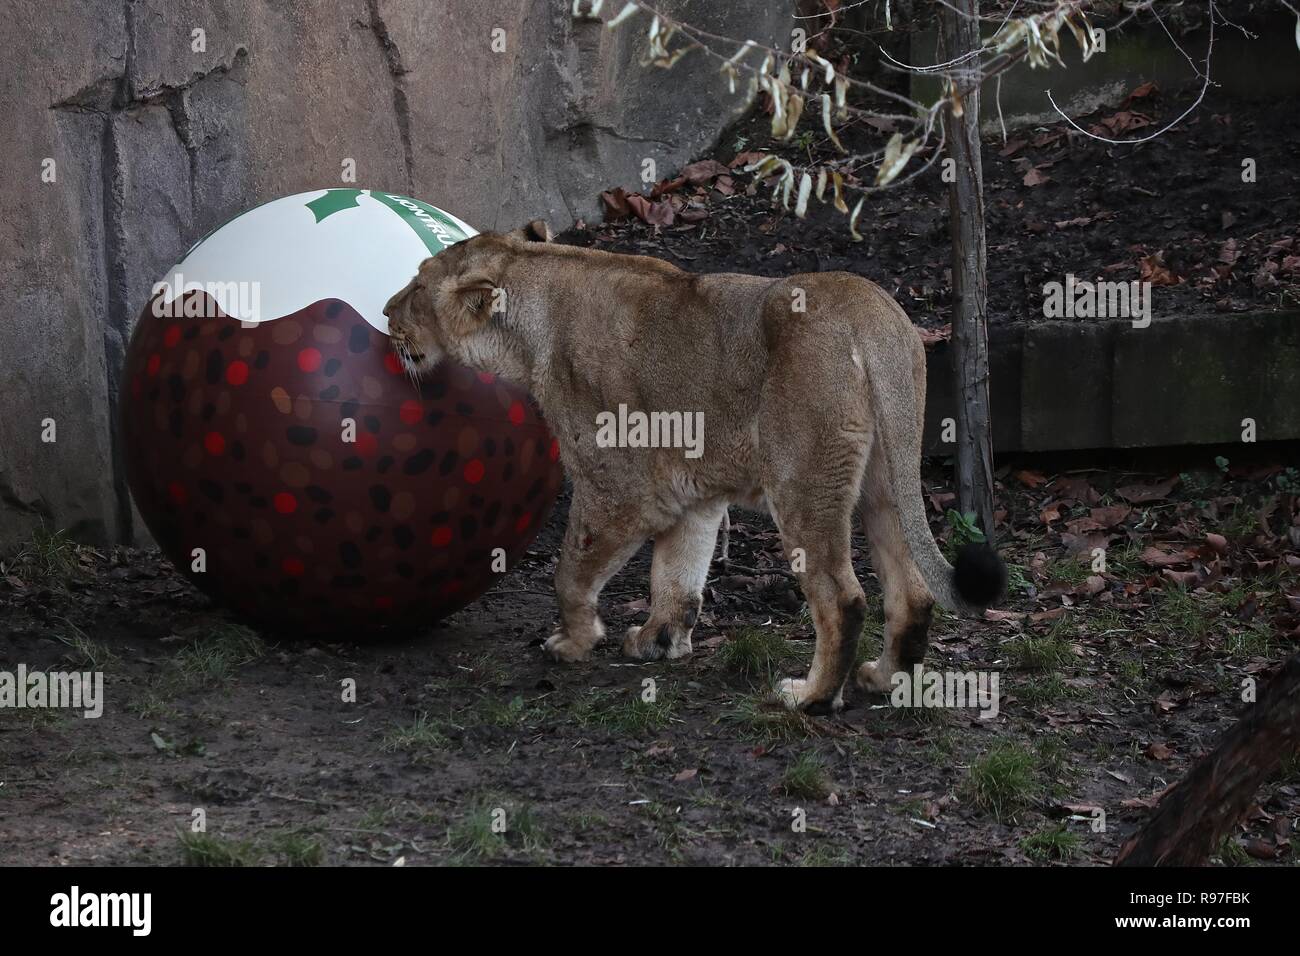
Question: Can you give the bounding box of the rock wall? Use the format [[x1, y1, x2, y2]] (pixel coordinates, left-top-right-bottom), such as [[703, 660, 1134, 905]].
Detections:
[[0, 0, 790, 550]]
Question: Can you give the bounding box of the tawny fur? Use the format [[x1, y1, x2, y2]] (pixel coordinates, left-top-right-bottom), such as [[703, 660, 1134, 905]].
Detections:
[[384, 222, 983, 712]]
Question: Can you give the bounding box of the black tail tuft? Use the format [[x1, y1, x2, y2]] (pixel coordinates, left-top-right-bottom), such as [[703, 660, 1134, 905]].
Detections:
[[953, 542, 1006, 607]]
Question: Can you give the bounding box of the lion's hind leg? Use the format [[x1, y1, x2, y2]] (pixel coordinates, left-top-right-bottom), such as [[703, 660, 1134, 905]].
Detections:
[[623, 502, 726, 661]]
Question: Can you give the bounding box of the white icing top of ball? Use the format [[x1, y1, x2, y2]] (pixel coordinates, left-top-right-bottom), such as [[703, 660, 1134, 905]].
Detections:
[[151, 189, 478, 333]]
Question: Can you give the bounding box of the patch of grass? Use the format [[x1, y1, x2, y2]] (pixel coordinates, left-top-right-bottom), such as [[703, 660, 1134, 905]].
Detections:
[[1046, 558, 1092, 587], [127, 676, 180, 720], [1006, 629, 1074, 671], [447, 797, 544, 862], [1150, 586, 1211, 642], [475, 693, 548, 729], [965, 741, 1041, 823], [178, 828, 323, 866], [174, 623, 266, 685], [382, 712, 450, 761], [717, 627, 800, 681], [1005, 563, 1033, 596], [54, 622, 117, 670], [1213, 836, 1253, 867], [573, 688, 675, 735], [798, 843, 851, 866], [12, 525, 80, 581], [779, 753, 832, 800], [722, 693, 818, 744], [178, 832, 261, 867], [1223, 625, 1273, 660], [267, 829, 325, 866], [1020, 824, 1082, 862], [1034, 735, 1074, 796], [1104, 542, 1144, 579], [1011, 672, 1073, 708]]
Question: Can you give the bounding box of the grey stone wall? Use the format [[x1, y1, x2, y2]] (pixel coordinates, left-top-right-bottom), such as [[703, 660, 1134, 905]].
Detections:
[[0, 0, 791, 550]]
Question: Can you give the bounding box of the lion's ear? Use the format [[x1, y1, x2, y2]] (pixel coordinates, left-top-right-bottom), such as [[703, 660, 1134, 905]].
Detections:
[[508, 219, 553, 243], [437, 270, 499, 338]]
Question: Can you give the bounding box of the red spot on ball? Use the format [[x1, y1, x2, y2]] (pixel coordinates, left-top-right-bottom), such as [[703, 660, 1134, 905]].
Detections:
[[281, 557, 305, 577], [273, 492, 298, 514], [297, 347, 322, 373], [203, 431, 226, 455], [163, 324, 182, 348], [440, 580, 464, 598], [355, 432, 378, 457], [146, 354, 161, 377], [167, 481, 187, 505], [383, 352, 404, 375], [374, 595, 394, 611], [399, 399, 423, 425], [548, 438, 561, 462], [508, 401, 525, 426], [430, 525, 453, 547], [225, 360, 249, 386], [514, 512, 532, 533], [477, 372, 496, 384], [463, 459, 485, 484]]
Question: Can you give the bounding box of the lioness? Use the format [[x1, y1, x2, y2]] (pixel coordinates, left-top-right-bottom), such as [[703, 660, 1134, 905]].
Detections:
[[384, 221, 1004, 712]]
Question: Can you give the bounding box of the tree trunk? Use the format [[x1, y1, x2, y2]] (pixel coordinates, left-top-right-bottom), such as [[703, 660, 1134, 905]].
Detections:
[[1115, 652, 1300, 866], [940, 0, 996, 539]]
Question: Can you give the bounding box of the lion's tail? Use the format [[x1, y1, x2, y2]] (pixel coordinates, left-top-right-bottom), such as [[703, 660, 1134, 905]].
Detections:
[[857, 303, 1005, 616]]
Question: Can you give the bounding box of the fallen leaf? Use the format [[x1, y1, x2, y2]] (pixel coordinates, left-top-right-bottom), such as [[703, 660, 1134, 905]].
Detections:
[[673, 768, 698, 782], [1140, 544, 1195, 567], [1116, 476, 1179, 503], [1023, 166, 1051, 187], [1089, 505, 1132, 528], [1014, 469, 1049, 488], [1145, 742, 1174, 760]]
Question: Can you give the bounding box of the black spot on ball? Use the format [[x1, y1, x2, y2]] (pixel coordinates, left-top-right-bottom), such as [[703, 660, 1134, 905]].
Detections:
[[286, 425, 317, 446], [305, 484, 332, 503], [369, 485, 391, 512], [349, 324, 370, 353], [339, 541, 362, 568], [205, 349, 223, 384], [404, 449, 435, 475]]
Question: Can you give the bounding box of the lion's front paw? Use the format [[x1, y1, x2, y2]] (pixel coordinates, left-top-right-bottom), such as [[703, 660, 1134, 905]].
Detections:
[[774, 677, 843, 715], [622, 623, 693, 661], [544, 629, 598, 663], [855, 659, 895, 693]]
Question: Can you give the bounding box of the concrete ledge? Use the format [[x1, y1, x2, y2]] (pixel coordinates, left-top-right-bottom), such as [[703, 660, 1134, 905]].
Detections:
[[922, 311, 1300, 454]]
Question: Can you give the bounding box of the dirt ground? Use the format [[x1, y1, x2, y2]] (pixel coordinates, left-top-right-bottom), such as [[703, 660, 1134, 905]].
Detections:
[[3, 446, 1298, 866], [4, 19, 1300, 868]]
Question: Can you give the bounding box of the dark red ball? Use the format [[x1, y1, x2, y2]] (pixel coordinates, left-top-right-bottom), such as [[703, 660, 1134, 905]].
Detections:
[[120, 294, 562, 635]]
